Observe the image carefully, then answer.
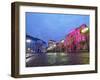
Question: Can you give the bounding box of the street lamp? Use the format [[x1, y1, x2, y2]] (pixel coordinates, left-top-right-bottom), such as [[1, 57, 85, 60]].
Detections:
[[26, 39, 32, 54], [26, 39, 31, 43], [81, 27, 89, 34]]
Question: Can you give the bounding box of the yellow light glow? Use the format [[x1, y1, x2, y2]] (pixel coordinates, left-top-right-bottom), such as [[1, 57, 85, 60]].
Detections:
[[81, 27, 89, 33]]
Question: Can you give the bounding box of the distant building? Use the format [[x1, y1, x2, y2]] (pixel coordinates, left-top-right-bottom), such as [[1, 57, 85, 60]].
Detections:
[[47, 40, 57, 52], [48, 40, 56, 47], [26, 35, 47, 54], [47, 40, 65, 52], [55, 40, 65, 52], [64, 24, 89, 53]]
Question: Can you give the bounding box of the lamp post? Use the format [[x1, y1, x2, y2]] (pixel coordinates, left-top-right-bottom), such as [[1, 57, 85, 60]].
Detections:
[[26, 39, 31, 43], [81, 27, 89, 52], [26, 39, 31, 54]]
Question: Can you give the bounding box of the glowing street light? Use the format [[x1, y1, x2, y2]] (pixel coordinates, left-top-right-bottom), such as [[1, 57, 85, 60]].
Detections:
[[26, 39, 31, 43], [81, 27, 89, 33]]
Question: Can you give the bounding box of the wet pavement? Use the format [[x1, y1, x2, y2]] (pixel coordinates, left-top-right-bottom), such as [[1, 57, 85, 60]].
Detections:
[[26, 52, 89, 67]]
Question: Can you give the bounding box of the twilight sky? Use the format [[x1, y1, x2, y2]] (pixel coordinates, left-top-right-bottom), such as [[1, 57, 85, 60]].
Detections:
[[26, 12, 89, 43]]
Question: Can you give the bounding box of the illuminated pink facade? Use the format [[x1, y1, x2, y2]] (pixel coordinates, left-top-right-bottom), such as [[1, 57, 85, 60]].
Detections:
[[64, 24, 89, 53]]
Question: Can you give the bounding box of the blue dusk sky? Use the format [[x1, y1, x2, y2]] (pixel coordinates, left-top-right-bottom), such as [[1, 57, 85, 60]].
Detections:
[[26, 12, 89, 43]]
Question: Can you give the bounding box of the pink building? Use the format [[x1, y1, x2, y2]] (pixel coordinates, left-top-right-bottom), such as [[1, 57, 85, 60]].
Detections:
[[64, 24, 89, 53]]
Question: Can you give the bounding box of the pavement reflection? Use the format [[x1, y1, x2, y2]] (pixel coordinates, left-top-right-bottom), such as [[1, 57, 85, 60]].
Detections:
[[26, 52, 89, 67]]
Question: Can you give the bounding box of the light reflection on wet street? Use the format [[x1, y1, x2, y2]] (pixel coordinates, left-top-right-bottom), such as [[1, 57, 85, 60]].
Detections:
[[26, 52, 89, 67]]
